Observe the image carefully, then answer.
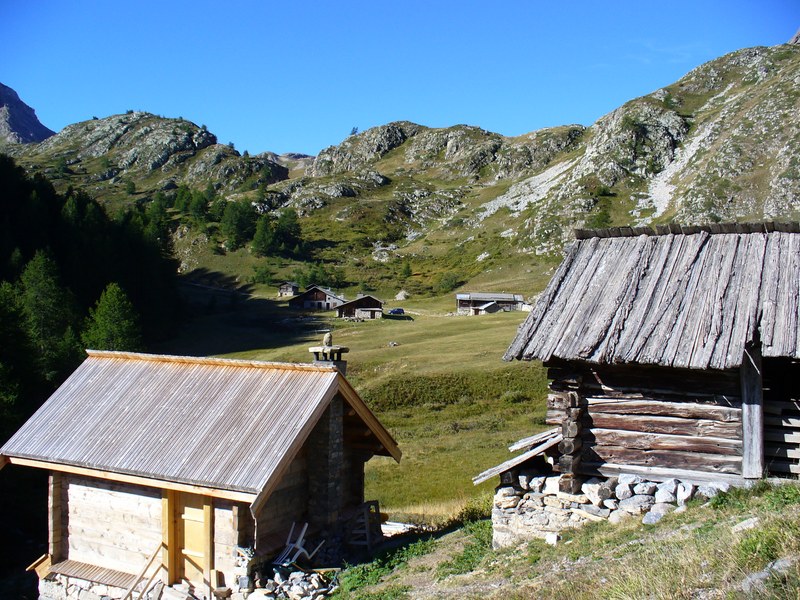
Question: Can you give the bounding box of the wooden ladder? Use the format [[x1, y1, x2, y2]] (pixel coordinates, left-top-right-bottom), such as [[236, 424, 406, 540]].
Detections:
[[347, 501, 381, 552]]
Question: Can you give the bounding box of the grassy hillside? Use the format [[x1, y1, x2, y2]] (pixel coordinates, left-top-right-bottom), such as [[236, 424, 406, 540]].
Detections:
[[334, 481, 800, 599]]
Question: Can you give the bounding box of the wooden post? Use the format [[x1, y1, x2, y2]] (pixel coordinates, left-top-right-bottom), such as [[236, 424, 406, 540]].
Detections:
[[162, 490, 176, 584], [48, 472, 63, 561], [741, 345, 764, 479], [204, 497, 214, 599]]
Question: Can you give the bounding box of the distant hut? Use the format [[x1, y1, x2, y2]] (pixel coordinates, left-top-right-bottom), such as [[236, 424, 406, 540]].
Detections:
[[335, 295, 384, 319], [456, 292, 524, 315], [277, 281, 300, 297], [288, 285, 345, 311], [1, 350, 400, 599], [503, 223, 800, 488]]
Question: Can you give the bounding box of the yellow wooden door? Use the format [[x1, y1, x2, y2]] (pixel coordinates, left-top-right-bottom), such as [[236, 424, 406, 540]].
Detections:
[[176, 493, 206, 588]]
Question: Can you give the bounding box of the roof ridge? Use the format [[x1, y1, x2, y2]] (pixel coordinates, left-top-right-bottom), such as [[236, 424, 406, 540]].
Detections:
[[84, 350, 339, 372], [573, 221, 800, 240]]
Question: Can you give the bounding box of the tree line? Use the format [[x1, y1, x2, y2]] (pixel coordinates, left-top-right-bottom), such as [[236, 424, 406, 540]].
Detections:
[[0, 154, 181, 440]]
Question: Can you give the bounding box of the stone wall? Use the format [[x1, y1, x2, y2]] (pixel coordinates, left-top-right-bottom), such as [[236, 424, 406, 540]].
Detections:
[[492, 472, 732, 548]]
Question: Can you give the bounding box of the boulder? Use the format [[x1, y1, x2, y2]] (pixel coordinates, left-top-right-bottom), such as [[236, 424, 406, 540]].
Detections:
[[618, 494, 656, 514]]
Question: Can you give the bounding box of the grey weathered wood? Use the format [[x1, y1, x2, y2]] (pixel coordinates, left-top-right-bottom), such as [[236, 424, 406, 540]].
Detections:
[[582, 444, 742, 474], [741, 345, 764, 478], [586, 398, 741, 422], [505, 228, 800, 369], [507, 427, 560, 452], [580, 462, 747, 485], [473, 435, 562, 485], [584, 428, 742, 455], [583, 413, 741, 438]]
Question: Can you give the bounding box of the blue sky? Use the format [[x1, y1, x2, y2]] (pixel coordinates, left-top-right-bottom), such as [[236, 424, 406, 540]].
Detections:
[[1, 1, 798, 156]]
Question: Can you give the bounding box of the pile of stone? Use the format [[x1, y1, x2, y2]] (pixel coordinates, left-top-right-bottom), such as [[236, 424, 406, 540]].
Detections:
[[492, 472, 732, 548], [238, 569, 338, 600]]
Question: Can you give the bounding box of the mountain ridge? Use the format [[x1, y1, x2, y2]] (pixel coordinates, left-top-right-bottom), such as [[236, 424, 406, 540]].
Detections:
[[0, 82, 55, 144], [3, 41, 800, 292]]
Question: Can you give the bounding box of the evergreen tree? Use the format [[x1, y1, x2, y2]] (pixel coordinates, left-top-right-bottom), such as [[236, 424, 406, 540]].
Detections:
[[275, 208, 302, 252], [81, 283, 143, 351], [401, 260, 412, 279], [220, 202, 256, 250], [251, 215, 275, 257], [18, 251, 81, 381]]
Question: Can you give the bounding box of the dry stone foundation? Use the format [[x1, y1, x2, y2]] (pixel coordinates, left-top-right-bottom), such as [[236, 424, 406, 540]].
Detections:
[[492, 472, 732, 548]]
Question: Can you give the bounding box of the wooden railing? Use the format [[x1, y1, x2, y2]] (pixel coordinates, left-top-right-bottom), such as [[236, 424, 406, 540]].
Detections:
[[122, 542, 165, 600]]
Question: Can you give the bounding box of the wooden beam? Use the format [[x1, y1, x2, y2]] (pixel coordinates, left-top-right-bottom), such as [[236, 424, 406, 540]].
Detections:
[[741, 345, 764, 478], [508, 427, 560, 452], [583, 414, 741, 438], [580, 462, 748, 486], [48, 473, 63, 560], [204, 497, 213, 600], [162, 490, 176, 585], [586, 398, 741, 422], [6, 457, 257, 504], [26, 554, 51, 579], [584, 428, 742, 455], [473, 435, 562, 485]]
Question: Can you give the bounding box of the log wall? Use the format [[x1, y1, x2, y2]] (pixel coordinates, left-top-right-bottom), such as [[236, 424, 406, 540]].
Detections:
[[64, 475, 162, 575], [546, 361, 744, 478]]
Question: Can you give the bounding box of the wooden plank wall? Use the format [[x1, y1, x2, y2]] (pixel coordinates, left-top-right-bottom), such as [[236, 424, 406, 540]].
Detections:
[[546, 362, 744, 477], [65, 475, 162, 575]]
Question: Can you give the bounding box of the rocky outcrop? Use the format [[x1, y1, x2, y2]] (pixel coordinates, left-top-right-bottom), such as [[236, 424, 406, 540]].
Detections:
[[10, 112, 288, 195], [308, 122, 422, 176], [473, 43, 800, 255], [0, 82, 55, 144]]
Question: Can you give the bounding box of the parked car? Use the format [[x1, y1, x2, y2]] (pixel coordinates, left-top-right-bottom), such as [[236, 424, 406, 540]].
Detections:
[[388, 307, 405, 315]]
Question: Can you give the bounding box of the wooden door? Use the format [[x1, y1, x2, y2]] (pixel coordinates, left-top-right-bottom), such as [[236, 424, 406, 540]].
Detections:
[[176, 493, 207, 588]]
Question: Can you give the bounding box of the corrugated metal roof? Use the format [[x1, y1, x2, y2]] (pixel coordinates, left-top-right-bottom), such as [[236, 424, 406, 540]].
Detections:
[[1, 351, 399, 495], [504, 230, 800, 370]]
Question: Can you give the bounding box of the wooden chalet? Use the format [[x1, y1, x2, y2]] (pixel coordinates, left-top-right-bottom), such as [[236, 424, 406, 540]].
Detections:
[[456, 292, 524, 315], [503, 223, 800, 489], [0, 350, 400, 599], [335, 295, 384, 319], [288, 285, 345, 311], [277, 281, 300, 297]]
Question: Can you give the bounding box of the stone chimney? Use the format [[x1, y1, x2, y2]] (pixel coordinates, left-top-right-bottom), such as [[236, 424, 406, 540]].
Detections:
[[309, 344, 349, 375]]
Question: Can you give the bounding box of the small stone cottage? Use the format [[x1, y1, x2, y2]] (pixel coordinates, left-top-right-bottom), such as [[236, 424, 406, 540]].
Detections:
[[479, 223, 800, 546], [1, 350, 400, 599], [288, 285, 345, 311]]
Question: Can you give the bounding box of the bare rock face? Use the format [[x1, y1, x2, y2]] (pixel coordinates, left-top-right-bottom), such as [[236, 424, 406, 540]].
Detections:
[[0, 82, 55, 144], [12, 111, 288, 195], [308, 121, 422, 176]]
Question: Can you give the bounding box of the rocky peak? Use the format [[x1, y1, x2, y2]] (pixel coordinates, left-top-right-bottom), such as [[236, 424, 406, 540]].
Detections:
[[790, 27, 800, 45], [0, 82, 55, 144], [307, 121, 424, 176]]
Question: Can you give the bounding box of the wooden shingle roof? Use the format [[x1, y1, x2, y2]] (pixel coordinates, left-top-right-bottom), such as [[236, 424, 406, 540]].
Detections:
[[505, 225, 800, 370], [0, 351, 400, 507]]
